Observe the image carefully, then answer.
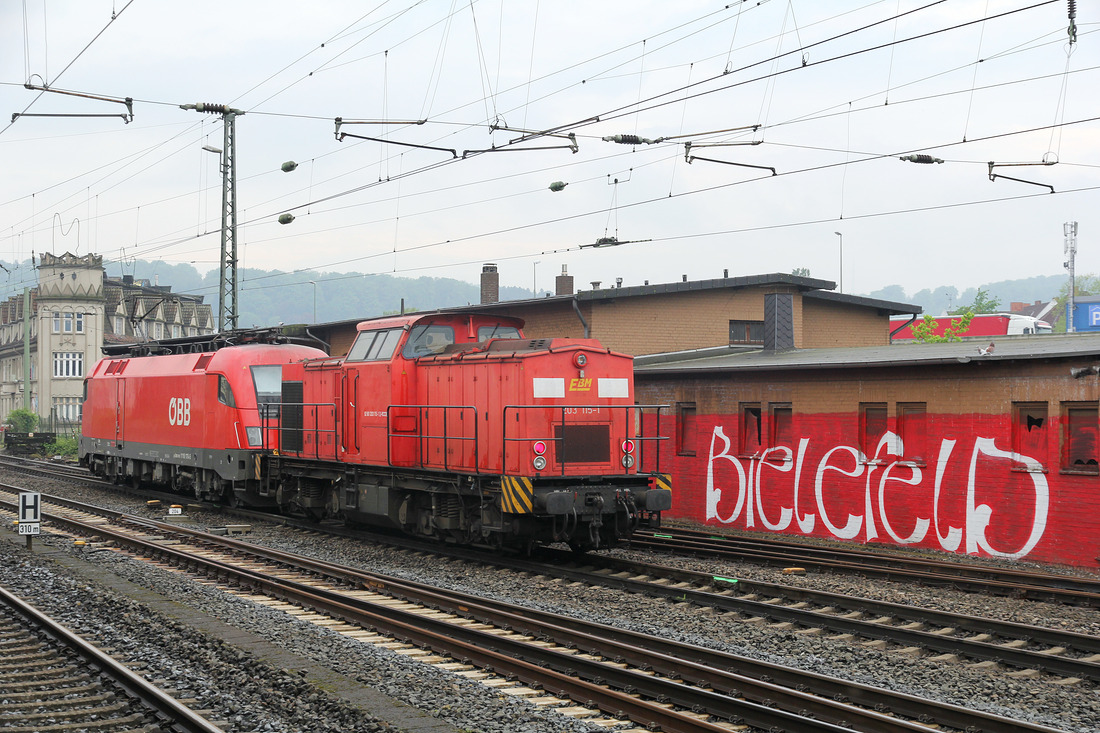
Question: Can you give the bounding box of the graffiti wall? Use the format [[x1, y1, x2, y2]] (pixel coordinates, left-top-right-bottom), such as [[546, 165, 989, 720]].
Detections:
[[666, 413, 1099, 568]]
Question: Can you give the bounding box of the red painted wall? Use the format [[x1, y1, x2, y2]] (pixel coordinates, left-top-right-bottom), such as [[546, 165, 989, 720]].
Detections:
[[662, 412, 1099, 568]]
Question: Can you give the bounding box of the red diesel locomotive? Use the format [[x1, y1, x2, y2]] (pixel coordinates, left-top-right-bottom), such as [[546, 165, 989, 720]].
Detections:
[[80, 315, 672, 550]]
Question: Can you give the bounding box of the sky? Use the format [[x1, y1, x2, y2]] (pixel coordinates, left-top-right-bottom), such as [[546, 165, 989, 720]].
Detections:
[[1, 0, 1097, 306]]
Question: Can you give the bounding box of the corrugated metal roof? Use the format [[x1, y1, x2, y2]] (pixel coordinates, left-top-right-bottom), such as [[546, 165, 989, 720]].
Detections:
[[635, 333, 1100, 374]]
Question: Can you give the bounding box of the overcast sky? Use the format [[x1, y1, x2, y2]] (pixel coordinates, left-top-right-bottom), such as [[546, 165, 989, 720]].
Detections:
[[1, 1, 1096, 305]]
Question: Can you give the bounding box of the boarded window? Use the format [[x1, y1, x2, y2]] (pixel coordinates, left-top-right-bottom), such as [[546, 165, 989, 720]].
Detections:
[[860, 403, 888, 459], [677, 402, 697, 456], [897, 403, 926, 463], [1013, 402, 1047, 469], [771, 404, 793, 447], [1063, 402, 1098, 473], [740, 403, 762, 455], [729, 320, 764, 344]]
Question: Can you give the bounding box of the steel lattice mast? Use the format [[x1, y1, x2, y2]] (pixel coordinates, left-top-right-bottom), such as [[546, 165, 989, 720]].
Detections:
[[181, 102, 244, 331]]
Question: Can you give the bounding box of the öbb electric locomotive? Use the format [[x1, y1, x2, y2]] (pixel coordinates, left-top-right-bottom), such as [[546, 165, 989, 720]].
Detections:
[[80, 315, 672, 550]]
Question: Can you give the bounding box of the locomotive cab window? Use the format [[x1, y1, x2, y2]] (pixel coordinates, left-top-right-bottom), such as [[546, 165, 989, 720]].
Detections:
[[347, 328, 403, 362], [217, 375, 236, 407], [250, 365, 282, 417], [402, 324, 455, 358], [477, 324, 521, 341]]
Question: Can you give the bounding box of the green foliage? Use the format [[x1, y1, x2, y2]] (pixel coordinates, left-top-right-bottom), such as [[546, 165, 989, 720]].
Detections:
[[950, 287, 1000, 315], [5, 408, 38, 432], [790, 267, 811, 277], [43, 435, 78, 458], [910, 312, 974, 342]]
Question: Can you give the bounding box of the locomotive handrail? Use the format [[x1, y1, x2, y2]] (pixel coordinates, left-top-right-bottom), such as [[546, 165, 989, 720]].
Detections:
[[386, 404, 480, 474], [502, 404, 668, 477], [262, 401, 338, 458]]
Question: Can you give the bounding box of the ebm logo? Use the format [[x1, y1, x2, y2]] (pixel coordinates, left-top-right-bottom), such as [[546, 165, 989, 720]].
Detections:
[[569, 378, 592, 392]]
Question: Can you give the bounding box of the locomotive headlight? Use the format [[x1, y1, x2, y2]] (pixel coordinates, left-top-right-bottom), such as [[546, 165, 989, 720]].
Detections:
[[533, 455, 547, 471], [572, 352, 587, 368], [621, 454, 635, 468], [246, 426, 262, 447], [533, 440, 547, 455], [621, 439, 635, 454]]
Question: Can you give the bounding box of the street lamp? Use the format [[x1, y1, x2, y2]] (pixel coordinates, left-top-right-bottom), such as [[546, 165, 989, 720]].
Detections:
[[308, 281, 317, 322], [833, 231, 844, 293], [533, 261, 541, 298]]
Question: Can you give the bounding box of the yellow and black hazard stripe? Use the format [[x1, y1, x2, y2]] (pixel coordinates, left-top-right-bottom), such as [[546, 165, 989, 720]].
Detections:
[[650, 473, 672, 494], [500, 475, 535, 514]]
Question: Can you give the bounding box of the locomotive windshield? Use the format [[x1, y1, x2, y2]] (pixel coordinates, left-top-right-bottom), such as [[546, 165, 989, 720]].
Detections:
[[346, 328, 402, 362], [402, 325, 455, 358], [250, 365, 281, 416], [477, 324, 521, 340]]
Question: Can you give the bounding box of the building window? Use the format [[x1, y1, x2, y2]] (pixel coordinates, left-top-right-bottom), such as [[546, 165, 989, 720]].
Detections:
[[75, 312, 84, 333], [189, 327, 197, 337], [1013, 402, 1047, 470], [729, 320, 764, 344], [154, 322, 163, 339], [52, 396, 81, 422], [770, 404, 793, 447], [62, 312, 74, 333], [52, 312, 61, 333], [897, 403, 927, 463], [677, 402, 697, 456], [172, 324, 181, 338], [739, 403, 762, 455], [114, 315, 125, 334], [1062, 402, 1098, 474], [53, 352, 84, 378], [860, 403, 888, 460]]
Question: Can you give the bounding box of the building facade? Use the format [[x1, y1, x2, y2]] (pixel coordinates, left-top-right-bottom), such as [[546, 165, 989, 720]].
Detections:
[[634, 334, 1100, 569], [0, 252, 213, 430]]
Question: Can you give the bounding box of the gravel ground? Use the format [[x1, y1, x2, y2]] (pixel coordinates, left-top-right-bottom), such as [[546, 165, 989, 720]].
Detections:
[[5, 470, 1099, 733]]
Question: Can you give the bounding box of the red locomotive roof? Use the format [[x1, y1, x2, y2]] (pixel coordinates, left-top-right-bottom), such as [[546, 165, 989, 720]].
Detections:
[[91, 342, 326, 377], [355, 312, 525, 332]]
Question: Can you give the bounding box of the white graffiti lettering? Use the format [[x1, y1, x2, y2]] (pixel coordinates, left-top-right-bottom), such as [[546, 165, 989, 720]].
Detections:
[[705, 426, 1049, 560]]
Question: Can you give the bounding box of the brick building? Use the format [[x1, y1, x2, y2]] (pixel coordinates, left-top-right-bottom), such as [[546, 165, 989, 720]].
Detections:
[[308, 265, 920, 358], [633, 334, 1100, 568]]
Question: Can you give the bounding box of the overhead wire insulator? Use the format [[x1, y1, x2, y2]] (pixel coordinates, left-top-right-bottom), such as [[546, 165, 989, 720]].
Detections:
[[602, 134, 660, 145], [548, 181, 567, 192], [281, 161, 298, 173], [278, 214, 295, 225], [1068, 0, 1077, 44], [899, 154, 944, 164]]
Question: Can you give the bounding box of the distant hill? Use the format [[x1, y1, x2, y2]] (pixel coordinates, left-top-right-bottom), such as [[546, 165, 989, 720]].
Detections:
[[865, 274, 1066, 316], [0, 257, 531, 327]]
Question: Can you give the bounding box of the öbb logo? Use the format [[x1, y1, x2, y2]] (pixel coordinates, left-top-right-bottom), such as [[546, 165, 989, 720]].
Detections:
[[569, 378, 593, 392], [168, 397, 191, 426]]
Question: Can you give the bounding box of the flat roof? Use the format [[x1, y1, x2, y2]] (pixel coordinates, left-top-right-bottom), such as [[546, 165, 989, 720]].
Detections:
[[443, 272, 919, 315], [634, 333, 1100, 375]]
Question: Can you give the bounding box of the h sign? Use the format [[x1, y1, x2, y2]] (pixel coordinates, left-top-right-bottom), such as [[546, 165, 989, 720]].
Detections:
[[18, 492, 41, 523]]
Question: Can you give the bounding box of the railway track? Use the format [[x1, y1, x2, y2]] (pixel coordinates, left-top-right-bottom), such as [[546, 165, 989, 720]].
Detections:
[[0, 487, 1075, 733], [630, 526, 1100, 606], [0, 580, 225, 733]]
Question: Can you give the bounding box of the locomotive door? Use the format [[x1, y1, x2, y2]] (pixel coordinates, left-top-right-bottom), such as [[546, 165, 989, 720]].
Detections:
[[114, 379, 125, 448], [341, 372, 360, 459]]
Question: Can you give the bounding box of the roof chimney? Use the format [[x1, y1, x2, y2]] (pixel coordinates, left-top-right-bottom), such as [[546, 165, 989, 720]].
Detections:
[[590, 281, 601, 290], [480, 263, 499, 304], [615, 277, 623, 288], [555, 265, 574, 296], [682, 274, 687, 282]]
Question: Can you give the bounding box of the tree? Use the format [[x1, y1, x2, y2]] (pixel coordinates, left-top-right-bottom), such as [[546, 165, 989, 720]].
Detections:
[[790, 267, 811, 277], [910, 312, 974, 342], [5, 408, 39, 433], [950, 287, 1000, 315]]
